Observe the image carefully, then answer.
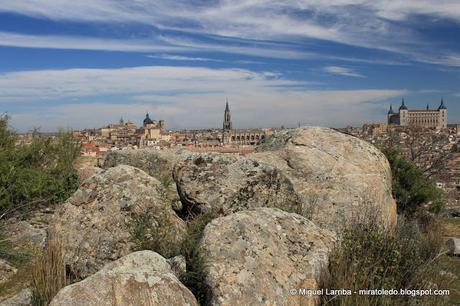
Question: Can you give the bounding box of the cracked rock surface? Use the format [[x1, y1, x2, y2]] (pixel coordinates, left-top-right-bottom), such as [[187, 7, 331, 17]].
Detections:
[[201, 208, 336, 306], [174, 153, 302, 216]]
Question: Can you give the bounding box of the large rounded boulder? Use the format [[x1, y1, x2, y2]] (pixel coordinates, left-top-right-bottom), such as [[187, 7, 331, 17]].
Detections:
[[48, 165, 186, 279], [173, 153, 302, 216], [103, 148, 190, 181], [251, 126, 397, 233], [200, 208, 336, 306], [49, 251, 198, 306]]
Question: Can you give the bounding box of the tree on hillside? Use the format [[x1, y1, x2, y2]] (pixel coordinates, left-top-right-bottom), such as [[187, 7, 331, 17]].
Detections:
[[383, 148, 443, 215], [383, 127, 453, 180]]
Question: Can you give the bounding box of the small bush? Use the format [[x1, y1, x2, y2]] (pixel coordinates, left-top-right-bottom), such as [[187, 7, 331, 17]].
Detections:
[[129, 177, 184, 258], [383, 149, 443, 216], [0, 115, 80, 219], [129, 212, 182, 259], [320, 214, 451, 306], [31, 237, 67, 306]]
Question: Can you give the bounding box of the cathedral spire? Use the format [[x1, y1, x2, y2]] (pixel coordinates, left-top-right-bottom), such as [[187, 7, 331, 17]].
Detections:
[[438, 98, 447, 110], [223, 99, 232, 131], [388, 104, 394, 114], [399, 98, 408, 110]]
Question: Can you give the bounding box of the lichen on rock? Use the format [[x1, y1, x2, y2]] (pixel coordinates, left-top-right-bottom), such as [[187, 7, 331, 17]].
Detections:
[[200, 208, 336, 306]]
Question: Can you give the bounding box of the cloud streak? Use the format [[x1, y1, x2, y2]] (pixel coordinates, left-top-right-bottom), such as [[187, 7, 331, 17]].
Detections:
[[1, 65, 406, 131], [146, 54, 223, 62], [323, 66, 364, 78], [1, 1, 460, 66]]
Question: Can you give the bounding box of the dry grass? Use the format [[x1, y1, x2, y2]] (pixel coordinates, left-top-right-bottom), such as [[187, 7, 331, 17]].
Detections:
[[31, 237, 67, 306], [439, 217, 460, 305], [441, 218, 460, 238], [320, 212, 453, 306]]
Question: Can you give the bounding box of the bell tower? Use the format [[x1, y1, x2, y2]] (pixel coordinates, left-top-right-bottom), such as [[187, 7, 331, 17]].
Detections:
[[223, 99, 232, 131]]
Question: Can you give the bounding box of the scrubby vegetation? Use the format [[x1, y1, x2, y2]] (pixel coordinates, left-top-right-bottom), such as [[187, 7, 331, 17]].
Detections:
[[0, 114, 81, 219], [129, 175, 183, 258], [320, 213, 452, 306], [320, 149, 455, 306], [383, 148, 443, 215], [129, 213, 183, 259], [130, 204, 219, 305], [180, 210, 219, 305]]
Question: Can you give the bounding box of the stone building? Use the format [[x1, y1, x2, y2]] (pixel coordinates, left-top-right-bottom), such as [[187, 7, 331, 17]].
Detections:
[[223, 99, 232, 131], [221, 100, 271, 145], [100, 117, 137, 147], [138, 113, 169, 147], [388, 99, 448, 129]]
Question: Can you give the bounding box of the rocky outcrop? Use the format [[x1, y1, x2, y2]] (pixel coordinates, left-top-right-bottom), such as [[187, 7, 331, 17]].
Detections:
[[48, 165, 186, 279], [251, 126, 397, 233], [49, 251, 198, 306], [103, 148, 190, 181], [0, 288, 32, 306], [5, 221, 47, 249], [201, 208, 336, 306], [76, 166, 102, 184], [446, 238, 460, 256], [174, 153, 301, 216], [103, 148, 191, 214], [173, 127, 396, 234]]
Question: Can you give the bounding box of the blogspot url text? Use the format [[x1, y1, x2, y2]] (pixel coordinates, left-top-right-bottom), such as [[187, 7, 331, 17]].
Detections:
[[289, 288, 450, 297]]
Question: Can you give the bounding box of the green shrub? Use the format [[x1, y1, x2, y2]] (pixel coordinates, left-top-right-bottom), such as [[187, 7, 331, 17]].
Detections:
[[0, 115, 80, 219], [320, 214, 451, 306], [383, 149, 443, 216], [129, 212, 183, 259]]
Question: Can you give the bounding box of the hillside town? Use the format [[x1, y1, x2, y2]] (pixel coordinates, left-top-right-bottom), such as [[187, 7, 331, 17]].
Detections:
[[3, 2, 460, 305], [15, 98, 460, 209], [338, 100, 459, 208]]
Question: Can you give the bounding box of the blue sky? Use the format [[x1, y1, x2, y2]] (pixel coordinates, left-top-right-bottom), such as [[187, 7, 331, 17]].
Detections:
[[0, 0, 459, 132]]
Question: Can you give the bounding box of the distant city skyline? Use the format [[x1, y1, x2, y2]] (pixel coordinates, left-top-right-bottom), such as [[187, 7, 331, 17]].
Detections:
[[0, 1, 459, 132]]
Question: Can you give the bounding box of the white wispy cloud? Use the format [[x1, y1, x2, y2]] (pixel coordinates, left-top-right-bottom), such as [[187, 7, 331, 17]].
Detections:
[[146, 54, 223, 62], [1, 65, 406, 131], [1, 1, 459, 65], [0, 31, 310, 60], [323, 66, 364, 78], [0, 31, 184, 52]]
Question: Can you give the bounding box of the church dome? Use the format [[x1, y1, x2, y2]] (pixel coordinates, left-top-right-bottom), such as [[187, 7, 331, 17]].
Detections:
[[143, 113, 154, 125]]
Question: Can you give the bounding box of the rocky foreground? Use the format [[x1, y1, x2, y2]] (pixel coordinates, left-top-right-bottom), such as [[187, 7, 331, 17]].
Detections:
[[1, 127, 398, 306]]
